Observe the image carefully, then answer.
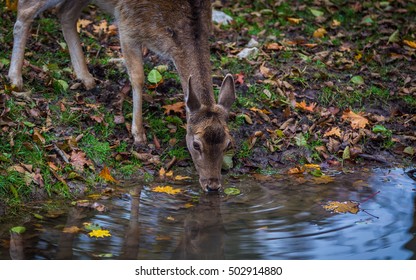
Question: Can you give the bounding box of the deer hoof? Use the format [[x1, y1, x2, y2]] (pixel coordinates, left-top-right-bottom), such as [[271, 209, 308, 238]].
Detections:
[[82, 77, 96, 90]]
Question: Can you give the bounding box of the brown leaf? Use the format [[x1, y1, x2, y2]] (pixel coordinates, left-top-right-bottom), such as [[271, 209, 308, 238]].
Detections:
[[323, 201, 359, 214], [341, 109, 369, 129], [63, 226, 81, 234], [265, 42, 284, 51], [323, 127, 341, 138], [70, 150, 93, 172], [33, 128, 46, 145]]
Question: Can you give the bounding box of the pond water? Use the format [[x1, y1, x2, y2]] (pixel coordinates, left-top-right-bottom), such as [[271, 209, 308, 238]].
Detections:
[[0, 167, 415, 260]]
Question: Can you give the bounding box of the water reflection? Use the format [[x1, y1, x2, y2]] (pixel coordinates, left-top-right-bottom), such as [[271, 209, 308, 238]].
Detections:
[[0, 168, 415, 259]]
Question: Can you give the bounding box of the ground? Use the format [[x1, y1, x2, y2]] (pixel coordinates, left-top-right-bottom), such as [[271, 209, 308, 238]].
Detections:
[[0, 0, 415, 215]]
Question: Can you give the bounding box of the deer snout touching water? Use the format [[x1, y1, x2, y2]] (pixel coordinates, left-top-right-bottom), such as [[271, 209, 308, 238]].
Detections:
[[8, 0, 235, 191]]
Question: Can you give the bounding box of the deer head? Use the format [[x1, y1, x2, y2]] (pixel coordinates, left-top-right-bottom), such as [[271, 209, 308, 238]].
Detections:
[[185, 74, 236, 192]]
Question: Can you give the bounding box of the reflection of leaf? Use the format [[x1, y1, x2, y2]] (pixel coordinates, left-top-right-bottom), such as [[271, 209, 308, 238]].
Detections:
[[152, 185, 181, 195], [323, 201, 360, 214], [312, 175, 334, 184], [88, 229, 111, 238], [224, 187, 241, 195]]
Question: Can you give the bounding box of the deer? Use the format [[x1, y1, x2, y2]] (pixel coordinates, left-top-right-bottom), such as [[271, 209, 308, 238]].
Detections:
[[8, 0, 236, 192]]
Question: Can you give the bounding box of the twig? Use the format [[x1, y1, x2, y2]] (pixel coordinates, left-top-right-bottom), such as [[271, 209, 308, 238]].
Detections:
[[165, 156, 177, 171], [53, 143, 69, 163]]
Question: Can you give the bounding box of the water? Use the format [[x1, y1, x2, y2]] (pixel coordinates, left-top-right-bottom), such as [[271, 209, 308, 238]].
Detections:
[[0, 168, 415, 260]]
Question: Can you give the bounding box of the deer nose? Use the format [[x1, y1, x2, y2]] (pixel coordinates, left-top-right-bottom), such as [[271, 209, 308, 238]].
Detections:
[[201, 178, 221, 192]]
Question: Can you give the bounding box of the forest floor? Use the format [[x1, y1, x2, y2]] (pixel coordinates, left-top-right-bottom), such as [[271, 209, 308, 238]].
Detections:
[[0, 0, 415, 216]]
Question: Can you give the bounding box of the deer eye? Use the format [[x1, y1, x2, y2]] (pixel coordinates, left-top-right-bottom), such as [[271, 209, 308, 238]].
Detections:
[[193, 141, 201, 151]]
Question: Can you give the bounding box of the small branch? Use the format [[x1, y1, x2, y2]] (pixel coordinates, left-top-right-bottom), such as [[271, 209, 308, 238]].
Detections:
[[360, 190, 381, 204]]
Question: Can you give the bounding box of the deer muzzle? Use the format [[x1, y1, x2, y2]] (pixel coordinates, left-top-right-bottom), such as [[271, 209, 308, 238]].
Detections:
[[200, 178, 222, 192]]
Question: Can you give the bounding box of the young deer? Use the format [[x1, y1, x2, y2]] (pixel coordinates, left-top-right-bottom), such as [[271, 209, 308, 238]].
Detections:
[[8, 0, 236, 191]]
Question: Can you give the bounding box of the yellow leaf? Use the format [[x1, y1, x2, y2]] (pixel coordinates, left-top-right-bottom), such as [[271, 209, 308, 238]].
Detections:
[[403, 40, 416, 49], [322, 201, 359, 214], [324, 127, 342, 138], [287, 17, 303, 24], [166, 216, 175, 221], [63, 226, 81, 234], [174, 175, 192, 180], [183, 203, 194, 208], [331, 19, 341, 28], [152, 185, 181, 195], [99, 166, 118, 183], [249, 107, 271, 114], [159, 167, 166, 177], [88, 229, 111, 238], [76, 19, 93, 33], [304, 164, 321, 170], [313, 27, 327, 38], [341, 109, 369, 129]]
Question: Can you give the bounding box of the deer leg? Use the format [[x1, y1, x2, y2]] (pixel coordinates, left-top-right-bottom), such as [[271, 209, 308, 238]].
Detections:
[[57, 0, 95, 90], [8, 0, 46, 90], [119, 35, 146, 145]]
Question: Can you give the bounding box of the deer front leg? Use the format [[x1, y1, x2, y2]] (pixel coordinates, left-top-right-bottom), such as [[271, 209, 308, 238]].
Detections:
[[8, 3, 39, 90], [119, 37, 146, 145], [58, 0, 95, 90]]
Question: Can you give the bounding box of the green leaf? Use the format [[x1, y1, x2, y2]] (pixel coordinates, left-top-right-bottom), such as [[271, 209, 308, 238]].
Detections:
[[0, 58, 10, 68], [224, 187, 240, 195], [33, 213, 44, 220], [295, 133, 307, 147], [388, 30, 400, 44], [342, 146, 351, 160], [147, 69, 162, 84], [350, 75, 364, 85], [372, 124, 389, 134], [54, 79, 69, 93], [10, 226, 26, 234], [83, 223, 102, 231], [23, 121, 35, 127], [309, 8, 324, 17], [310, 169, 323, 177]]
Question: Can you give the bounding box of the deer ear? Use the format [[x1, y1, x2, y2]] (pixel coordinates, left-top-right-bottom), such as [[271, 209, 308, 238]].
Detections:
[[218, 74, 236, 112], [185, 76, 201, 113]]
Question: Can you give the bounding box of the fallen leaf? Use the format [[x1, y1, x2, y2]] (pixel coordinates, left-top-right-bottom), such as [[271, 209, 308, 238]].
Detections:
[[324, 127, 341, 138], [287, 166, 305, 174], [224, 187, 241, 195], [341, 109, 369, 129], [235, 73, 245, 84], [70, 150, 93, 172], [88, 229, 111, 238], [312, 175, 335, 184], [63, 226, 81, 234], [162, 102, 185, 116], [174, 175, 192, 180], [313, 27, 327, 38], [265, 42, 284, 50], [77, 19, 93, 32], [152, 185, 181, 195], [331, 19, 341, 28], [99, 166, 118, 183], [403, 40, 416, 49], [323, 201, 360, 214], [295, 100, 316, 112], [350, 75, 364, 85], [287, 17, 303, 24]]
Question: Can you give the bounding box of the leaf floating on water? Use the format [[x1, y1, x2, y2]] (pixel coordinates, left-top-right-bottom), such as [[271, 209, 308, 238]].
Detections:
[[88, 229, 111, 238], [152, 185, 181, 195], [63, 226, 81, 234], [323, 201, 360, 214], [224, 187, 241, 196], [313, 175, 335, 184], [83, 222, 102, 231]]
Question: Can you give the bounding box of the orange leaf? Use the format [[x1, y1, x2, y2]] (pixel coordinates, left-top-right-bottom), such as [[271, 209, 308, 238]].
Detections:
[[287, 17, 303, 24], [265, 42, 284, 51], [341, 109, 369, 129], [287, 166, 305, 174], [295, 100, 316, 112], [403, 40, 416, 49], [162, 102, 185, 116], [99, 166, 118, 183]]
